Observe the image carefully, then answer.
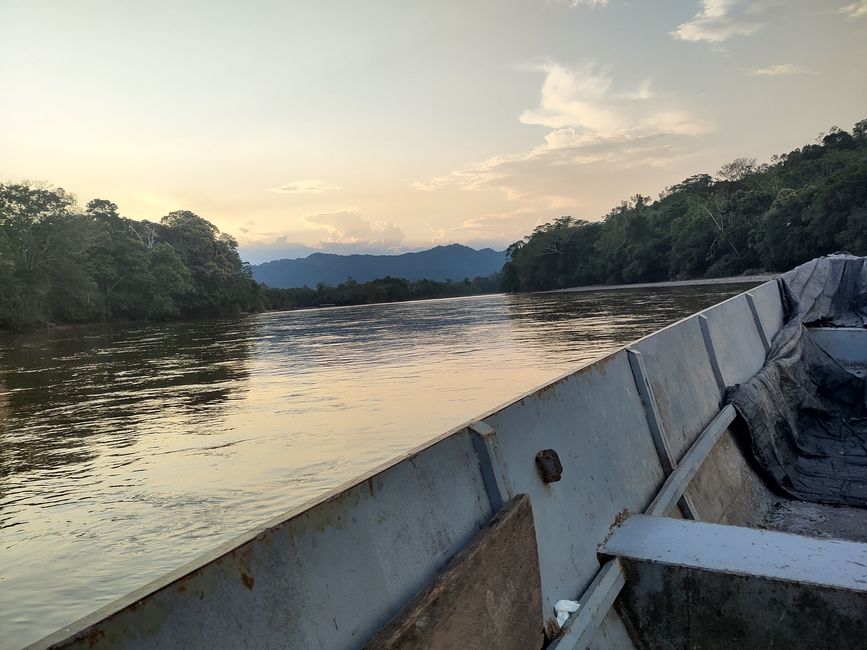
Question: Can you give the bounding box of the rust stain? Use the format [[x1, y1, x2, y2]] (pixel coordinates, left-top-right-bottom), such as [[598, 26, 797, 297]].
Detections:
[[600, 507, 631, 548], [544, 616, 562, 641], [366, 477, 374, 497], [240, 571, 255, 590], [176, 583, 187, 593], [85, 627, 105, 647]]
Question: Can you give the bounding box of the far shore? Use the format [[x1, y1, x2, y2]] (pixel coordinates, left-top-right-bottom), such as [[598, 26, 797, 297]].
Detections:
[[548, 273, 778, 295]]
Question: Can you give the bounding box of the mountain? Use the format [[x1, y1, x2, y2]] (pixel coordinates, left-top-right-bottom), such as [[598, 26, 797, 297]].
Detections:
[[251, 244, 507, 288]]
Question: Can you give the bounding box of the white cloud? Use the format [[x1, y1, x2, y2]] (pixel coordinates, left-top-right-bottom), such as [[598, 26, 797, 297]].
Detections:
[[414, 61, 711, 206], [266, 180, 342, 194], [517, 63, 706, 137], [554, 0, 608, 6], [838, 1, 867, 18], [750, 63, 817, 76], [672, 0, 763, 43], [301, 209, 405, 249], [619, 79, 653, 101]]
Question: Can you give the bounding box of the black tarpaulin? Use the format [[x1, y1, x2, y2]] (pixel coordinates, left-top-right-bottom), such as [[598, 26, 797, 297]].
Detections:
[[726, 254, 867, 508]]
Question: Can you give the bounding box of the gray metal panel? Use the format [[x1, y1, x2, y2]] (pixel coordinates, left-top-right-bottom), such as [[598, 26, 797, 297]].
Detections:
[[747, 280, 784, 344], [480, 350, 667, 623], [632, 318, 721, 461], [603, 515, 867, 591], [685, 429, 775, 527], [646, 405, 735, 516], [33, 432, 493, 650], [617, 559, 867, 649], [587, 609, 637, 650], [700, 294, 767, 388]]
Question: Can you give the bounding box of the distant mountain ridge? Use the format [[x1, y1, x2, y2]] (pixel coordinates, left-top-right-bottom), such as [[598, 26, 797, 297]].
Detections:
[[251, 244, 507, 288]]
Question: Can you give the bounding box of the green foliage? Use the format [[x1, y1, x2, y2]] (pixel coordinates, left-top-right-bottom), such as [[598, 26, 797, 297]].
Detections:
[[503, 119, 867, 292], [261, 274, 501, 310], [0, 184, 263, 329]]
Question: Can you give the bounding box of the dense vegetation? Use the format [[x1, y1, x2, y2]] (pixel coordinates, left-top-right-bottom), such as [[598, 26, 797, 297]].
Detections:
[[262, 274, 501, 310], [0, 185, 264, 329], [4, 119, 867, 328], [0, 184, 501, 329], [502, 119, 867, 292]]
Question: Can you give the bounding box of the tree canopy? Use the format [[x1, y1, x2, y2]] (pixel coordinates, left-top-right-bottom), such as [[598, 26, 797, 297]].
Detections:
[[0, 186, 263, 329], [502, 118, 867, 292]]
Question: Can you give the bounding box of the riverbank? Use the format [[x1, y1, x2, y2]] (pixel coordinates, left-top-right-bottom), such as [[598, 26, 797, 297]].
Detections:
[[549, 273, 777, 295]]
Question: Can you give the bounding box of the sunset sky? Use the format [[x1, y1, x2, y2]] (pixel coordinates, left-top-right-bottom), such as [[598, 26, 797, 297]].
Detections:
[[2, 0, 866, 262]]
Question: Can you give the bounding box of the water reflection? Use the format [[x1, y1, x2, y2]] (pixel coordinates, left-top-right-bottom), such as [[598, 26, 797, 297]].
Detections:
[[0, 284, 756, 648], [503, 284, 753, 360], [0, 320, 253, 477]]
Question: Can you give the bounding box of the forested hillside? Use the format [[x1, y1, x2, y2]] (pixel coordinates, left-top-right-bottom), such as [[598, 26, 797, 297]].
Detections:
[[502, 119, 867, 292], [253, 244, 506, 288], [0, 185, 263, 329], [4, 119, 866, 329]]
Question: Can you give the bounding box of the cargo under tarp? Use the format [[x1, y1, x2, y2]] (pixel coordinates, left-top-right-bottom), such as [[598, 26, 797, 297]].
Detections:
[[727, 254, 867, 508]]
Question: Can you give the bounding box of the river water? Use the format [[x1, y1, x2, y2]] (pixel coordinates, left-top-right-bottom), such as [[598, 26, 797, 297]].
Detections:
[[0, 284, 758, 647]]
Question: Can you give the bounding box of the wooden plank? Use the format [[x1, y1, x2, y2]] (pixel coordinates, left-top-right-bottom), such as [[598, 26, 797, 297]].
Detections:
[[363, 495, 543, 650]]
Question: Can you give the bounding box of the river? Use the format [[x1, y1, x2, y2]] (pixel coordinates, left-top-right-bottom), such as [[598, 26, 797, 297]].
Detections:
[[0, 283, 759, 647]]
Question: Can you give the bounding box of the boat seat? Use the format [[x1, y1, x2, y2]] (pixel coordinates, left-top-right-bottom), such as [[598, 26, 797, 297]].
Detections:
[[601, 514, 867, 649]]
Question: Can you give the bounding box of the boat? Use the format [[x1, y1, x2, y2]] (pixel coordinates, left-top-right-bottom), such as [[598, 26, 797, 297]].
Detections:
[[29, 254, 867, 649]]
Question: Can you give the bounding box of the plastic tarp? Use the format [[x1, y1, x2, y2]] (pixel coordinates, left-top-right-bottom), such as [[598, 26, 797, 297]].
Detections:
[[726, 254, 867, 507]]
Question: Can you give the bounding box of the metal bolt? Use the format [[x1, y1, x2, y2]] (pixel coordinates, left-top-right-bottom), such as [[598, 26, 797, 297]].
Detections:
[[535, 449, 563, 483]]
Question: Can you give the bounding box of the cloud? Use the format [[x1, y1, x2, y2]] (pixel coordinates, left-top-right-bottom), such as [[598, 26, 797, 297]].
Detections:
[[672, 0, 763, 43], [266, 180, 342, 194], [838, 1, 867, 18], [520, 63, 706, 137], [235, 212, 408, 261], [619, 79, 653, 101], [750, 63, 817, 76], [238, 238, 321, 264], [559, 0, 608, 6], [414, 61, 710, 206], [301, 209, 405, 250]]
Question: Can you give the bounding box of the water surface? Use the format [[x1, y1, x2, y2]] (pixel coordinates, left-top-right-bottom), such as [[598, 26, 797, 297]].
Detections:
[[0, 284, 756, 647]]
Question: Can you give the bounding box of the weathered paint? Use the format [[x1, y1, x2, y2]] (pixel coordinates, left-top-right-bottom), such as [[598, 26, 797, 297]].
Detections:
[[607, 515, 867, 649], [363, 495, 543, 650], [33, 431, 494, 649], [632, 317, 721, 461], [604, 514, 867, 590], [478, 350, 667, 624], [646, 405, 735, 516], [699, 293, 767, 388], [617, 561, 867, 649]]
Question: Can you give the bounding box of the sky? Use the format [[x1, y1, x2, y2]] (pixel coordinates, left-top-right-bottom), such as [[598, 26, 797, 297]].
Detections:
[[1, 0, 866, 263]]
